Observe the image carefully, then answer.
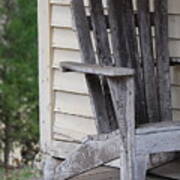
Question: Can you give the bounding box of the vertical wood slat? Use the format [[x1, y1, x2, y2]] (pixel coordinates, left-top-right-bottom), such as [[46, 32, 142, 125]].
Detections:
[[155, 0, 172, 122], [71, 0, 110, 133], [108, 0, 147, 125], [38, 0, 53, 153], [137, 0, 160, 123], [89, 0, 112, 66], [89, 0, 118, 131]]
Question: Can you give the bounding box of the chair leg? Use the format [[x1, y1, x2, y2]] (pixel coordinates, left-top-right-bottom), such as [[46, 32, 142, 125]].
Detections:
[[43, 155, 61, 180], [120, 148, 135, 180], [120, 152, 148, 180], [134, 154, 148, 180]]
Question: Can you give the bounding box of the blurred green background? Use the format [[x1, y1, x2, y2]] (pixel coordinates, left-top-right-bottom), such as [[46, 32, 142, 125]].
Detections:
[[0, 0, 39, 178]]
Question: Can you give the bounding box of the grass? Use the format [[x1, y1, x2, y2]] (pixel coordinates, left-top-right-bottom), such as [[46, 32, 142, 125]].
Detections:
[[0, 167, 41, 180]]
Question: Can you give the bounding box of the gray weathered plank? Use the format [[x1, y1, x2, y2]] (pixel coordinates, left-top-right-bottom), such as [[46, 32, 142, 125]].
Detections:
[[155, 0, 172, 122], [137, 0, 160, 123], [150, 159, 180, 179], [54, 120, 180, 180], [136, 121, 180, 135], [134, 154, 149, 180], [108, 0, 147, 125], [43, 155, 61, 180], [69, 165, 172, 180], [89, 0, 118, 131], [71, 0, 110, 133], [60, 61, 134, 77], [54, 132, 121, 180], [107, 76, 136, 180], [89, 0, 112, 67], [136, 130, 180, 155]]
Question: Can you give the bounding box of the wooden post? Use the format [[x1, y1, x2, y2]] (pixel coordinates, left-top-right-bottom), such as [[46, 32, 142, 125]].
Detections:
[[107, 76, 136, 180]]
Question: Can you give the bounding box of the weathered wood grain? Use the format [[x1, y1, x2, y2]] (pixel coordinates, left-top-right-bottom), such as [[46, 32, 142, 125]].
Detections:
[[55, 1, 180, 180], [43, 155, 61, 180], [150, 158, 180, 179], [108, 0, 147, 125], [54, 132, 121, 180], [89, 0, 112, 66], [155, 0, 172, 122], [136, 121, 180, 135], [89, 0, 118, 131], [136, 130, 180, 155], [38, 0, 52, 154], [137, 0, 160, 123], [71, 0, 110, 133], [61, 62, 134, 77], [107, 76, 135, 180], [54, 120, 180, 180], [134, 154, 149, 180]]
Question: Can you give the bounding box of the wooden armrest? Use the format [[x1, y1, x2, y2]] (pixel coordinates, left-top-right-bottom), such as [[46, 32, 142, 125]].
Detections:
[[60, 61, 134, 77]]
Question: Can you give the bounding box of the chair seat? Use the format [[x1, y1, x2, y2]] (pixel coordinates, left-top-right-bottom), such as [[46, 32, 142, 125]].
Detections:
[[136, 121, 180, 135], [136, 121, 180, 155]]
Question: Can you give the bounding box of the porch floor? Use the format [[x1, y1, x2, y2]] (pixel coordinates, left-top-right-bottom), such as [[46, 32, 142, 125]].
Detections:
[[69, 159, 180, 180]]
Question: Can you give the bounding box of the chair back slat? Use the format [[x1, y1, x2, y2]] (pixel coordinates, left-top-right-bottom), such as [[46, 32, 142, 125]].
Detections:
[[71, 0, 95, 64], [89, 0, 112, 66], [89, 0, 118, 130], [71, 0, 172, 126], [71, 0, 111, 133], [137, 0, 160, 122], [155, 0, 172, 122], [108, 0, 147, 124]]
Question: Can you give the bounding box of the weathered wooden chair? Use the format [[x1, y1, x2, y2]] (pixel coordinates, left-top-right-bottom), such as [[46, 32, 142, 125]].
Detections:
[[54, 0, 180, 179]]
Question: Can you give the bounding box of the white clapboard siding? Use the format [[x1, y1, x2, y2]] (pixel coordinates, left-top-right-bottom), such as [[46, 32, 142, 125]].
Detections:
[[169, 15, 180, 39], [50, 0, 106, 7], [52, 28, 97, 51], [50, 0, 180, 15], [54, 91, 94, 117], [52, 27, 180, 57], [51, 4, 180, 39], [53, 86, 180, 119], [168, 0, 180, 14], [169, 40, 180, 57], [53, 69, 88, 94], [172, 86, 180, 109], [53, 112, 96, 141], [51, 5, 72, 28], [173, 110, 180, 121], [53, 90, 180, 118], [50, 140, 80, 158], [52, 48, 81, 68], [171, 66, 180, 85], [52, 28, 79, 50]]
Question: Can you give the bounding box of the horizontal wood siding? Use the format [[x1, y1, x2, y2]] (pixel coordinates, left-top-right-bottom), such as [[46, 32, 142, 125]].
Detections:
[[40, 0, 180, 156], [53, 112, 96, 141], [50, 0, 180, 14], [54, 91, 93, 117]]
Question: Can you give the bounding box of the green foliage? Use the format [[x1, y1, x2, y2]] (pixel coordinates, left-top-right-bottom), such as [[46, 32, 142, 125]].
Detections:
[[0, 167, 41, 180], [0, 0, 38, 164]]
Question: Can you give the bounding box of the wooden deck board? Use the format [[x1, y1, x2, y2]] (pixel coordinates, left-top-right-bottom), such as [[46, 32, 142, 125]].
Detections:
[[149, 158, 180, 179], [69, 159, 180, 180]]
